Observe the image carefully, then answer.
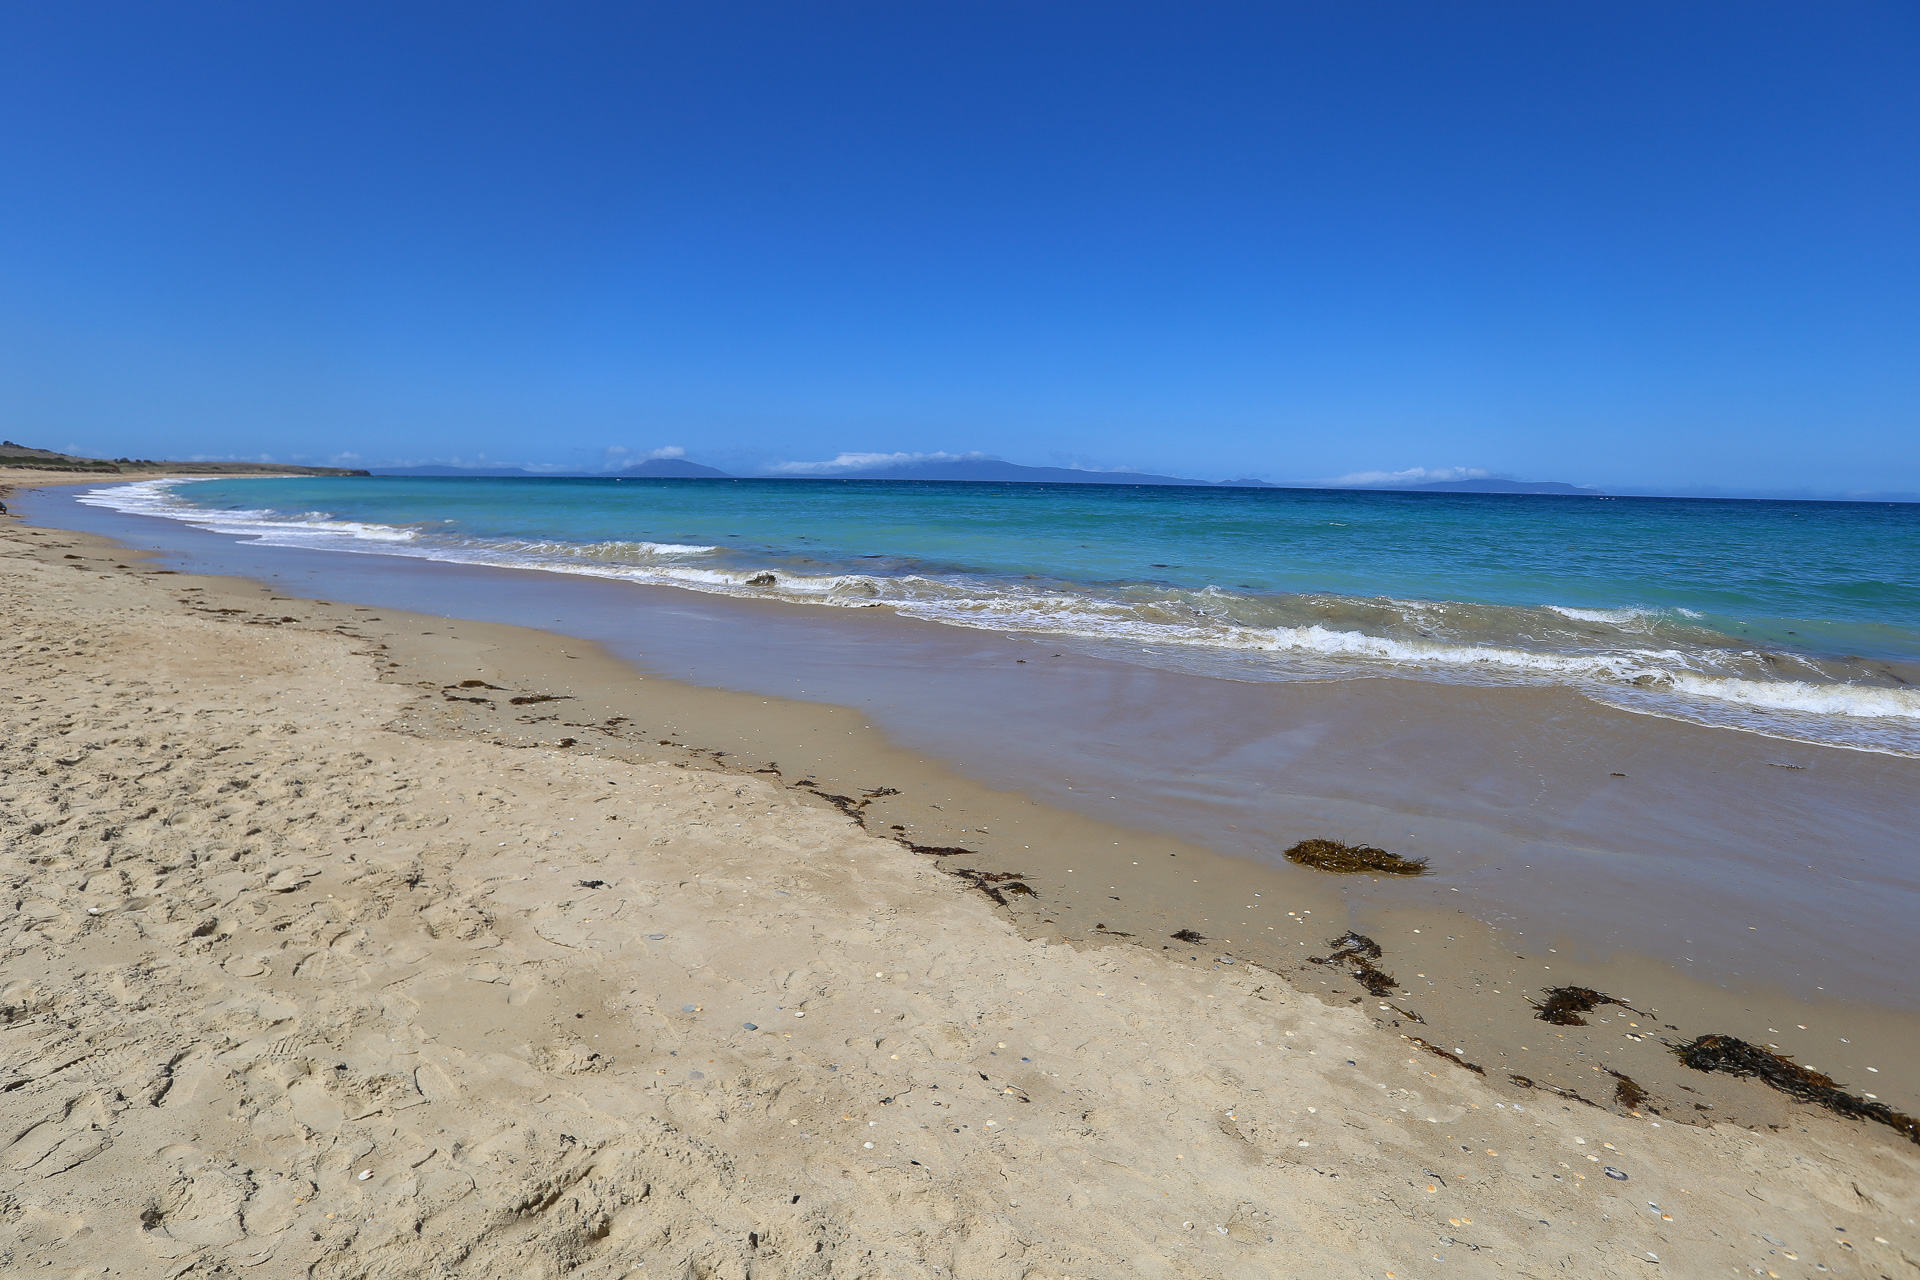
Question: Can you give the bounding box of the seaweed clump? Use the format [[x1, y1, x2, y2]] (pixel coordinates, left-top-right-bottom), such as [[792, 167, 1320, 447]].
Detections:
[[1407, 1035, 1485, 1075], [1530, 986, 1640, 1026], [947, 867, 1036, 906], [1672, 1034, 1920, 1146], [1607, 1069, 1650, 1112], [1284, 839, 1427, 876], [1308, 930, 1398, 996], [1171, 929, 1206, 944]]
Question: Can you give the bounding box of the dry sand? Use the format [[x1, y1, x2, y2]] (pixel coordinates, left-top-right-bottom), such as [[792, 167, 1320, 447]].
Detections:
[[3, 503, 1918, 1279]]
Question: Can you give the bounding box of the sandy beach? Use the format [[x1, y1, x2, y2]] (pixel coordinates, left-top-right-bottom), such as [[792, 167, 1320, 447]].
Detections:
[[4, 484, 1918, 1278]]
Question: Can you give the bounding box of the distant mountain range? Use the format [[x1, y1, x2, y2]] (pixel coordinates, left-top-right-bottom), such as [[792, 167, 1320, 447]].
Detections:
[[370, 455, 1602, 494], [813, 458, 1271, 486], [824, 458, 1603, 493], [373, 458, 730, 479]]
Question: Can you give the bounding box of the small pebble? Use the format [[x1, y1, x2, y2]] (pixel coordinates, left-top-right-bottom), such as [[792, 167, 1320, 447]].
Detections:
[[357, 1170, 372, 1181], [743, 1022, 758, 1030], [648, 933, 666, 940], [1605, 1167, 1628, 1180]]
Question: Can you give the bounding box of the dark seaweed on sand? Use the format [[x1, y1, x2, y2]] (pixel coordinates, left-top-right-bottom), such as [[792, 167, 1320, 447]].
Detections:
[[1170, 929, 1206, 944], [802, 784, 977, 856], [948, 868, 1036, 906], [1507, 1074, 1605, 1110], [1607, 1069, 1650, 1111], [1530, 985, 1641, 1026], [1408, 1036, 1485, 1075], [1284, 839, 1427, 876], [1345, 961, 1401, 998], [807, 789, 867, 820], [1308, 930, 1398, 996], [897, 839, 975, 857], [1321, 930, 1381, 961], [1673, 1034, 1920, 1146]]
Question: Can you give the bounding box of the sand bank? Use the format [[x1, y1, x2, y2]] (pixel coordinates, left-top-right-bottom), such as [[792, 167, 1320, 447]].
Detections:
[[3, 503, 1917, 1277]]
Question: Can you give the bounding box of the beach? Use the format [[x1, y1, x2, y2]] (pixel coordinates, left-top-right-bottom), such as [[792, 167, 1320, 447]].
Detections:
[[5, 477, 1919, 1277]]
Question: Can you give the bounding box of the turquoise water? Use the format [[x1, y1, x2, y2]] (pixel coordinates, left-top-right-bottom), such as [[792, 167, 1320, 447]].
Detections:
[[84, 476, 1920, 752]]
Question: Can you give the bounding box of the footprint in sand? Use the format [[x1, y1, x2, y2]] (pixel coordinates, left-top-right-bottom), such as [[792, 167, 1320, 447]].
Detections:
[[4, 1091, 115, 1178]]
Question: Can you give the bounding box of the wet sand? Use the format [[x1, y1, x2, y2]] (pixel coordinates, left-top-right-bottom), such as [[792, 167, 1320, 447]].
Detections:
[[5, 474, 1920, 1277]]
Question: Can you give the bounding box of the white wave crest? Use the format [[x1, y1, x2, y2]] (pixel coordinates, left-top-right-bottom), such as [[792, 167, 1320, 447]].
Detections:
[[79, 479, 421, 543], [1546, 605, 1657, 625], [488, 538, 718, 559], [1667, 673, 1920, 720]]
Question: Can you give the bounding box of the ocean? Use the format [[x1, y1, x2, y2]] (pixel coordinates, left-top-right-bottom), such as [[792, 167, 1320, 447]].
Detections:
[[82, 475, 1920, 755]]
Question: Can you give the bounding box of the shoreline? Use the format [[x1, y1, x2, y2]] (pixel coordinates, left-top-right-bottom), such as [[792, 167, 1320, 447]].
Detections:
[[24, 477, 1920, 997], [13, 473, 1920, 1105], [5, 475, 1919, 1274], [73, 471, 1920, 763]]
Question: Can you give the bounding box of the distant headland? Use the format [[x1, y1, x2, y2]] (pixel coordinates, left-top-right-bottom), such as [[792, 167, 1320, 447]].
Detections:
[[0, 441, 369, 477]]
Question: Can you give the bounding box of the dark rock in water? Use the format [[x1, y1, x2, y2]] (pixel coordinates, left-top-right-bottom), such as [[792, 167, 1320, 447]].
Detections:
[[746, 573, 776, 586]]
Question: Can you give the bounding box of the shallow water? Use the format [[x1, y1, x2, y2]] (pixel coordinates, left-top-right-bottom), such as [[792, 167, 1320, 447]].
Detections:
[[83, 476, 1920, 755]]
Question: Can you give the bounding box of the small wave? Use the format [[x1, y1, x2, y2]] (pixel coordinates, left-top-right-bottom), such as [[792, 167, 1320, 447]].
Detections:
[[1546, 604, 1657, 624], [78, 479, 421, 543], [1668, 672, 1920, 720], [489, 538, 717, 558]]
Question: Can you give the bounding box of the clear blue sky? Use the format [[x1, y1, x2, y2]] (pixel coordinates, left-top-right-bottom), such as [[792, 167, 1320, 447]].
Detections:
[[2, 2, 1915, 494]]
